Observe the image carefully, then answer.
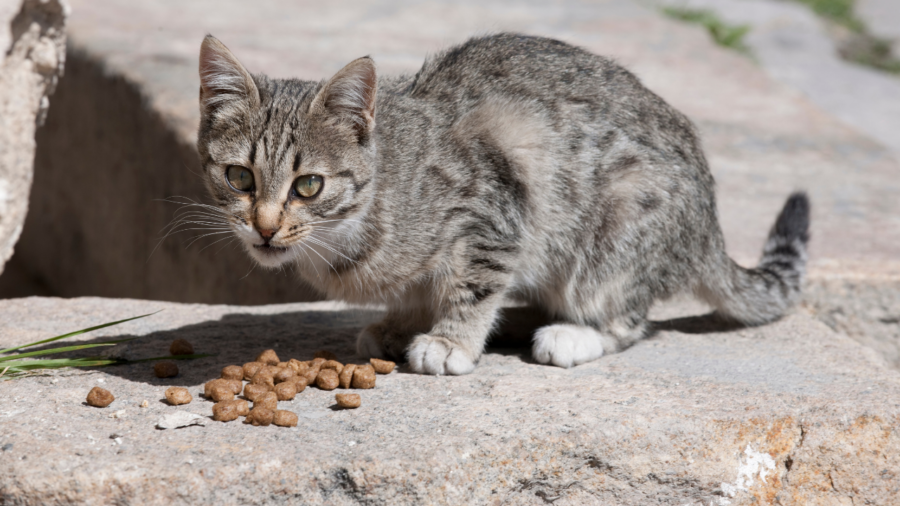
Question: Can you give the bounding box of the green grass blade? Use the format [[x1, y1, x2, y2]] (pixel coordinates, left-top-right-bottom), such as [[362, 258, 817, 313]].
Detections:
[[0, 357, 122, 370], [0, 311, 160, 355], [0, 338, 138, 362]]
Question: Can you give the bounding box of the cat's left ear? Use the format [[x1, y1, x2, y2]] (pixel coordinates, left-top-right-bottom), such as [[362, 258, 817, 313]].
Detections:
[[312, 57, 377, 141]]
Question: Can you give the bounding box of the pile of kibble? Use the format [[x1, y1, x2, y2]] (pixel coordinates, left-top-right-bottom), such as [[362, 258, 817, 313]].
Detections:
[[85, 340, 395, 428]]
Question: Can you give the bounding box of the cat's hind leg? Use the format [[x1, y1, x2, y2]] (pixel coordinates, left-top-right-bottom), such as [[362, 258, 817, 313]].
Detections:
[[532, 313, 647, 368]]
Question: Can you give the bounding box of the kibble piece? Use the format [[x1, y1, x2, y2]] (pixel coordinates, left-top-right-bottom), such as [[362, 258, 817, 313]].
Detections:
[[335, 393, 361, 409], [165, 387, 192, 405], [370, 358, 396, 374], [254, 391, 278, 411], [338, 364, 357, 389], [242, 361, 264, 381], [169, 338, 194, 356], [351, 365, 376, 389], [154, 361, 178, 378], [221, 365, 244, 381], [321, 360, 344, 376], [251, 368, 275, 389], [243, 383, 270, 402], [256, 349, 280, 366], [316, 369, 340, 390], [273, 410, 299, 427], [209, 384, 235, 402], [86, 386, 114, 407], [212, 401, 240, 422], [277, 361, 290, 369], [245, 407, 275, 426], [205, 378, 240, 398], [274, 367, 295, 384], [274, 381, 298, 401], [288, 359, 308, 375], [291, 376, 309, 393], [310, 357, 327, 368], [231, 399, 250, 416], [314, 350, 338, 361]]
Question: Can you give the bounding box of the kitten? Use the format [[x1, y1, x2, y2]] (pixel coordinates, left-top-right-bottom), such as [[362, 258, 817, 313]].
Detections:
[[195, 33, 809, 375]]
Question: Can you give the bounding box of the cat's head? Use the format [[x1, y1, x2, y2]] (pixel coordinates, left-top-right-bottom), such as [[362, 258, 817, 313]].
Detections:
[[195, 35, 377, 269]]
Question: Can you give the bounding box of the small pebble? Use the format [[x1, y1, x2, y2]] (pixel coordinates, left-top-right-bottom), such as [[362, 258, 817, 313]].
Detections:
[[169, 338, 194, 356], [154, 361, 178, 378], [335, 393, 361, 409], [86, 387, 114, 408], [139, 400, 149, 408]]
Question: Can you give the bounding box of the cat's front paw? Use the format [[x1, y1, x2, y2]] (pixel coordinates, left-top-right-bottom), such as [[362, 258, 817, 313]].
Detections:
[[407, 334, 476, 375], [532, 324, 605, 368]]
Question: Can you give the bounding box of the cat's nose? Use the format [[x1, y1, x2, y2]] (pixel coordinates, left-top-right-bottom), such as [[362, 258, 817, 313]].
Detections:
[[258, 228, 278, 242]]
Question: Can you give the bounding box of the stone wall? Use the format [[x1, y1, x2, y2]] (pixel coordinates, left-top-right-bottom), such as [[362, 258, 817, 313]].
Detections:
[[0, 0, 66, 276]]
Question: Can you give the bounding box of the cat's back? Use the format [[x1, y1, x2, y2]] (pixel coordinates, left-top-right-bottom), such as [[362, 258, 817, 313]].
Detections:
[[403, 33, 639, 105]]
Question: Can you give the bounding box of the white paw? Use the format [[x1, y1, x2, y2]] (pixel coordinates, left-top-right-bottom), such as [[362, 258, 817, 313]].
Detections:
[[407, 335, 476, 375], [356, 326, 387, 359], [532, 324, 605, 368]]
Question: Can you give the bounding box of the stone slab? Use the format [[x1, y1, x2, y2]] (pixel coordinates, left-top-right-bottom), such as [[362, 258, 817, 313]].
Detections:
[[1, 296, 899, 505], [2, 0, 900, 302]]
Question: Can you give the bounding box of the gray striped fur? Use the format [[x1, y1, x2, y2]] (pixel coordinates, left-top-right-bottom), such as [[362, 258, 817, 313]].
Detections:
[[195, 34, 810, 375]]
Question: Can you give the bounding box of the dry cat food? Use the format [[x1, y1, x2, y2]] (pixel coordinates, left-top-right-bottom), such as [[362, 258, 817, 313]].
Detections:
[[338, 364, 357, 389], [351, 364, 376, 389], [165, 387, 192, 405], [169, 338, 194, 356], [212, 399, 248, 422], [335, 393, 361, 409], [243, 383, 270, 402], [200, 350, 378, 427], [86, 386, 114, 407], [321, 360, 343, 375], [221, 365, 244, 380], [256, 349, 280, 366], [242, 361, 264, 381], [316, 369, 340, 390], [273, 410, 298, 427], [370, 358, 395, 374], [254, 391, 278, 411], [154, 361, 179, 378], [274, 381, 297, 401], [245, 406, 275, 426]]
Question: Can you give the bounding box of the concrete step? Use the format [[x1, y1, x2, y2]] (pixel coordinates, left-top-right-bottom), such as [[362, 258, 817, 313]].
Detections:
[[0, 296, 898, 505]]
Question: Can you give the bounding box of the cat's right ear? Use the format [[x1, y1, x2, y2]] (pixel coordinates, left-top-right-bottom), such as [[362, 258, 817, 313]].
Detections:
[[198, 35, 260, 112]]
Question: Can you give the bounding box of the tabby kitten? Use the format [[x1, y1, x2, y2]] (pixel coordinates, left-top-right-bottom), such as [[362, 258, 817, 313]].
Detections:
[[196, 34, 809, 375]]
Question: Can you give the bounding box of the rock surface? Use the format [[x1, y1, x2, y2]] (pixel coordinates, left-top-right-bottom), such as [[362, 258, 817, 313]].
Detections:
[[1, 0, 899, 302], [0, 0, 66, 276], [1, 296, 899, 505]]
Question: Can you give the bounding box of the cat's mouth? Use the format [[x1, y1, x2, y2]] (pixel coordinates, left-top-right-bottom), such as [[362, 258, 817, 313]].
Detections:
[[253, 244, 288, 255]]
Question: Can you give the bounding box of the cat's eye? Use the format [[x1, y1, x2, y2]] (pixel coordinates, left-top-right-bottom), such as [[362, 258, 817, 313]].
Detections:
[[293, 175, 324, 199], [226, 165, 254, 192]]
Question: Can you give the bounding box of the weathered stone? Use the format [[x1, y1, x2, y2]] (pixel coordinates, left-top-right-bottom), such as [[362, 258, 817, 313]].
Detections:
[[2, 0, 899, 307], [0, 297, 898, 504], [0, 0, 66, 276]]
